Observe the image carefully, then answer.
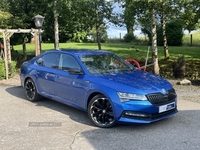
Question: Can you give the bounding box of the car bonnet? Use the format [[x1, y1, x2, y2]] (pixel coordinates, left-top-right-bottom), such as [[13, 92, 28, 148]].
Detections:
[[93, 69, 173, 94]]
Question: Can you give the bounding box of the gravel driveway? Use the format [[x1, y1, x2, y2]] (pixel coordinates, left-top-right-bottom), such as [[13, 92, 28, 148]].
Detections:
[[0, 74, 200, 103]]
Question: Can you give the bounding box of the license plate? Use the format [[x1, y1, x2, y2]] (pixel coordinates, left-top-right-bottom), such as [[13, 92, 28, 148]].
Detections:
[[159, 102, 175, 113]]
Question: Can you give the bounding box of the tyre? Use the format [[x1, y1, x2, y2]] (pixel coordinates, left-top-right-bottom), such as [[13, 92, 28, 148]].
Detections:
[[88, 94, 116, 128], [25, 78, 41, 102]]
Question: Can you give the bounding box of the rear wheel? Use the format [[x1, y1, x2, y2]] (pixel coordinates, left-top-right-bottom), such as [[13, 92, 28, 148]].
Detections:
[[88, 94, 116, 128], [25, 78, 41, 102]]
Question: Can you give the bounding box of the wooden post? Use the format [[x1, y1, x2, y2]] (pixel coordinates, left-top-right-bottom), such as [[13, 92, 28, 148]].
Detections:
[[3, 32, 8, 80], [0, 28, 39, 80]]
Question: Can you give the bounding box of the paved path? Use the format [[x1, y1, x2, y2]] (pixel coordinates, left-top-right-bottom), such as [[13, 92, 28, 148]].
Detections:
[[0, 84, 200, 150]]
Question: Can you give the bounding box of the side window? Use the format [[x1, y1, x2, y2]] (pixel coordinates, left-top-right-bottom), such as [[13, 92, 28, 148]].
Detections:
[[59, 54, 81, 71], [36, 57, 44, 66], [36, 53, 60, 69]]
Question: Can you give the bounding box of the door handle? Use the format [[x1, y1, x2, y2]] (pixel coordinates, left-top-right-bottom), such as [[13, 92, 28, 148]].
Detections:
[[55, 75, 60, 79]]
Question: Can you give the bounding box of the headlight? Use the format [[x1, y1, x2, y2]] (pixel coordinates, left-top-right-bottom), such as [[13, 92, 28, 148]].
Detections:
[[117, 92, 147, 102]]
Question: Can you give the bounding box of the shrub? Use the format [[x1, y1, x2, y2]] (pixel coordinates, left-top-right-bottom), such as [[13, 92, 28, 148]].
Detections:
[[157, 20, 184, 46], [172, 56, 186, 78], [166, 21, 183, 46], [0, 60, 17, 80], [124, 33, 136, 43], [0, 60, 5, 80]]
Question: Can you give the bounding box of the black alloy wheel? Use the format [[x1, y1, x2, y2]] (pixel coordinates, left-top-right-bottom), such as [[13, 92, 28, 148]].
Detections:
[[25, 78, 41, 102], [88, 94, 116, 128]]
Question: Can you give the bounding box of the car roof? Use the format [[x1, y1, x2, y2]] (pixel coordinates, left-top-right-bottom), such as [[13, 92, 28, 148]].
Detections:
[[44, 49, 112, 56]]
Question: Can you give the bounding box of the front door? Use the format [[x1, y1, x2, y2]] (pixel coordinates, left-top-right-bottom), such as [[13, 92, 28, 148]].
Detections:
[[54, 53, 89, 109]]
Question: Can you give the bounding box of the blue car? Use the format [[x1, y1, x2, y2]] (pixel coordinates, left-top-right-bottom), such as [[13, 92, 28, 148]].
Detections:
[[20, 50, 178, 128]]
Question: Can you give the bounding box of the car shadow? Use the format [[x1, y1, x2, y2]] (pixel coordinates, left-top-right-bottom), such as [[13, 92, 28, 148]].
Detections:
[[80, 109, 200, 150], [5, 85, 93, 127]]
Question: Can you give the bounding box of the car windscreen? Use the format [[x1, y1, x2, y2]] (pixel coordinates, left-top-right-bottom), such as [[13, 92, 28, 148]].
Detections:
[[79, 53, 135, 74]]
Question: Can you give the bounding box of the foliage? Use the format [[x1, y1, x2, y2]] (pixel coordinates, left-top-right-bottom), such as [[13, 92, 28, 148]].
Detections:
[[157, 21, 184, 46], [178, 0, 200, 33], [0, 10, 12, 29], [0, 60, 16, 80], [71, 31, 88, 43], [10, 61, 17, 77], [0, 0, 118, 47], [88, 25, 108, 43], [165, 21, 184, 46], [122, 0, 136, 34], [0, 59, 5, 79], [0, 0, 12, 33], [123, 33, 136, 42]]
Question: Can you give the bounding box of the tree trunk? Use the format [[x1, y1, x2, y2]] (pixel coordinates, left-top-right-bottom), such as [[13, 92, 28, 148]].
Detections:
[[127, 25, 134, 35], [95, 8, 101, 50], [54, 0, 59, 50], [151, 4, 159, 75], [96, 30, 102, 50], [22, 43, 27, 61], [161, 2, 169, 59]]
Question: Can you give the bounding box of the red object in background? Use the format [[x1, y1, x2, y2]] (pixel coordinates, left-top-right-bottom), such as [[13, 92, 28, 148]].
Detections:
[[125, 58, 146, 71], [0, 43, 3, 49]]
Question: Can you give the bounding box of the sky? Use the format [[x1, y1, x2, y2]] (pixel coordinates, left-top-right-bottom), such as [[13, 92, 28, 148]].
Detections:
[[106, 3, 127, 39], [106, 2, 142, 39], [106, 2, 195, 39], [107, 24, 143, 39], [107, 25, 126, 39]]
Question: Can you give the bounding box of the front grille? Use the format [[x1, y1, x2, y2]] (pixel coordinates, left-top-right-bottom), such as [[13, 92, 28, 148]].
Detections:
[[146, 88, 177, 105]]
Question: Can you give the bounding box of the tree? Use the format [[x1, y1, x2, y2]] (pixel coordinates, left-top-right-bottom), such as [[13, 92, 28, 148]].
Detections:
[[3, 0, 118, 49], [88, 25, 108, 43], [0, 0, 12, 30], [122, 0, 192, 74], [85, 0, 116, 50], [150, 1, 159, 75], [156, 0, 181, 58], [123, 0, 136, 35], [54, 0, 59, 50], [120, 0, 160, 74], [166, 21, 183, 46], [0, 10, 12, 29], [179, 0, 200, 34], [159, 0, 169, 58]]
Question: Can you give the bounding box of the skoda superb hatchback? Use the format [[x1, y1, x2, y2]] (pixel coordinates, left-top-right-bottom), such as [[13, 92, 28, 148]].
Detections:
[[20, 50, 178, 128]]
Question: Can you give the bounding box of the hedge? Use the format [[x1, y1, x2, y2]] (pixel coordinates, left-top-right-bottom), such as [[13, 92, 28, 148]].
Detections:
[[0, 60, 17, 80]]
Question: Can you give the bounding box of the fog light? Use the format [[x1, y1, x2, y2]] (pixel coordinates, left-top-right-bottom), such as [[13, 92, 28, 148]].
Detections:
[[124, 111, 147, 117]]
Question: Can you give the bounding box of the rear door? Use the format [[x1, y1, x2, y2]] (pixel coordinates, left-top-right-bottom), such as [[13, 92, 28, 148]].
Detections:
[[35, 52, 60, 96]]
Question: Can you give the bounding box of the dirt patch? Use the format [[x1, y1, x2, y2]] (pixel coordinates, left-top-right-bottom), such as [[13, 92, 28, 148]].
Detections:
[[0, 74, 21, 86]]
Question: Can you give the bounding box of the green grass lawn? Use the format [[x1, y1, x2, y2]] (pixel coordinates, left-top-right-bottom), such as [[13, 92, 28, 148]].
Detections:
[[14, 42, 200, 61], [13, 42, 200, 79]]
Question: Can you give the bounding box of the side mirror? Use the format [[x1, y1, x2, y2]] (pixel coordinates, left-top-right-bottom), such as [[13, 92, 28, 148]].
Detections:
[[68, 68, 84, 75]]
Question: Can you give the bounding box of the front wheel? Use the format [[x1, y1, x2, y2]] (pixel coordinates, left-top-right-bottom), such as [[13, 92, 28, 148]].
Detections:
[[25, 78, 41, 102], [88, 94, 116, 128]]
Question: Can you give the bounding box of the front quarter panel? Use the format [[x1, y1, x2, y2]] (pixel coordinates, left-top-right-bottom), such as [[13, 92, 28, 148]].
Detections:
[[85, 83, 125, 121]]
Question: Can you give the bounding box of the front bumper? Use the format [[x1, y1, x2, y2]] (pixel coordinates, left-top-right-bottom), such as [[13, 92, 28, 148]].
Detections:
[[116, 100, 178, 124]]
